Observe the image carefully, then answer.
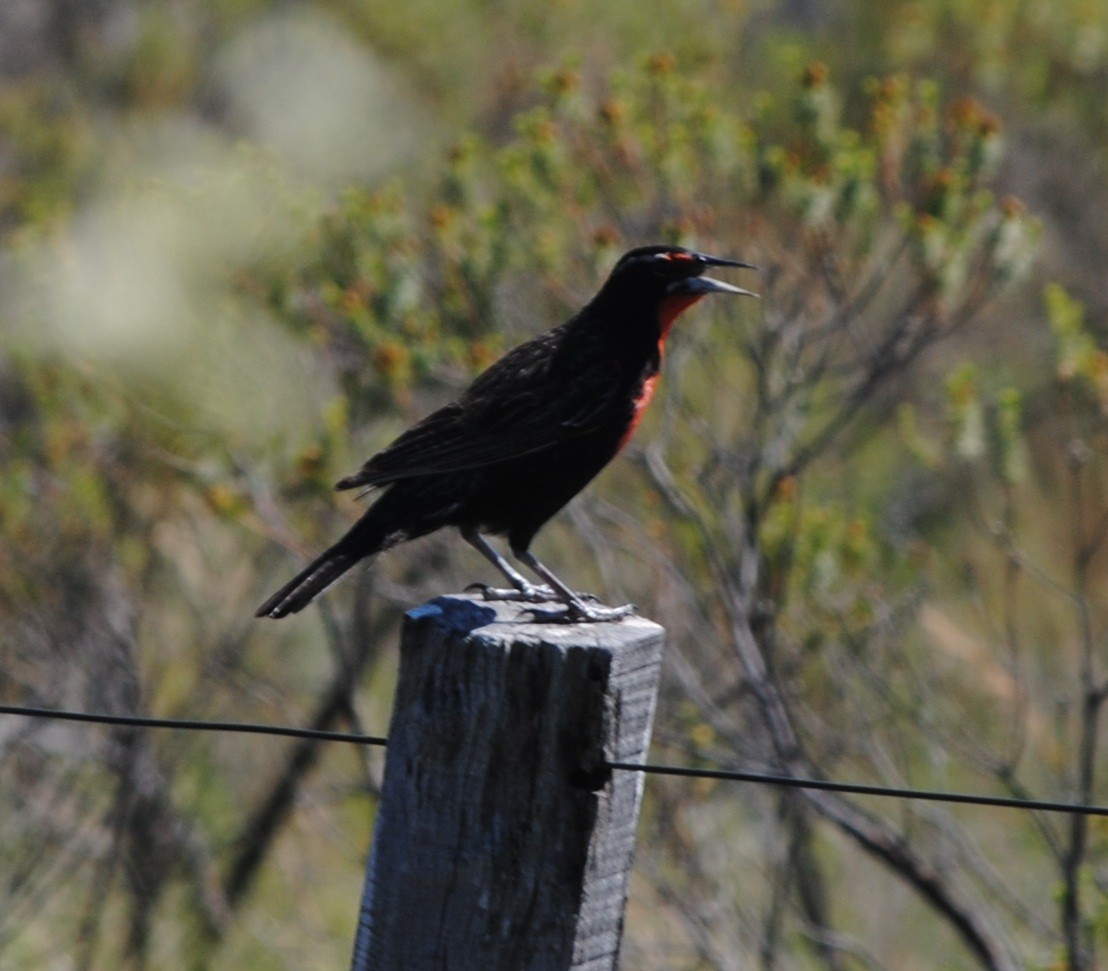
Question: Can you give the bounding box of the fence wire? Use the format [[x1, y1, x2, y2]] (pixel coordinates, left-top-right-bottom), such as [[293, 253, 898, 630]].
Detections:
[[3, 703, 1105, 817]]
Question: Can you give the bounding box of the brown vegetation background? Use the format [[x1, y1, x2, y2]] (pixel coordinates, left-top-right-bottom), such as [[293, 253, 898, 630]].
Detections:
[[2, 1, 1108, 968]]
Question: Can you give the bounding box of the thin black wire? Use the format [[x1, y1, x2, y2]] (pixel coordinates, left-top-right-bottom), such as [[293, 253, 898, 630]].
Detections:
[[0, 704, 388, 748], [3, 703, 1106, 818], [608, 761, 1108, 817]]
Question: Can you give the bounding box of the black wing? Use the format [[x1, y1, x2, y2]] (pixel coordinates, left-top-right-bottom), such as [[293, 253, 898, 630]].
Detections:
[[336, 322, 622, 491]]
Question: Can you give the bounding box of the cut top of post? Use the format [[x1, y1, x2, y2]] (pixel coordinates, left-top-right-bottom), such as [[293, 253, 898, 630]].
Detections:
[[405, 593, 665, 646]]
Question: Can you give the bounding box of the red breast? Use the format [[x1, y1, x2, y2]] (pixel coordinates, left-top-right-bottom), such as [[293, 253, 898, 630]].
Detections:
[[616, 293, 707, 452]]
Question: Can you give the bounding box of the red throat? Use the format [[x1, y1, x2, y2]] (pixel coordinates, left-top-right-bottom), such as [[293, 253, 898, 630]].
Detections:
[[658, 293, 706, 341], [616, 293, 707, 452], [617, 292, 707, 452]]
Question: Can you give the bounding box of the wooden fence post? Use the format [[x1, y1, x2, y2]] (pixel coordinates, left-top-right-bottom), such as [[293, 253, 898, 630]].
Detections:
[[351, 593, 665, 971]]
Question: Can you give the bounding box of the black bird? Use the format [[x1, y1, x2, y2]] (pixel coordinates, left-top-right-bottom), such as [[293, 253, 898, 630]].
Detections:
[[256, 244, 756, 622]]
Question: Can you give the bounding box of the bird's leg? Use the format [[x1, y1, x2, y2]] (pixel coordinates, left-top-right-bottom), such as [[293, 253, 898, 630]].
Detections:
[[513, 549, 635, 623], [462, 529, 556, 603]]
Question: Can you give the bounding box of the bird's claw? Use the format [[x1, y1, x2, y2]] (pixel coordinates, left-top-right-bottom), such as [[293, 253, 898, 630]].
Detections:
[[466, 581, 558, 604], [522, 602, 637, 624]]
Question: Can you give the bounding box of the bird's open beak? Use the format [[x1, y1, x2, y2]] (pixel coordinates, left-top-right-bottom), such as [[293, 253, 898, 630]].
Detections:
[[667, 251, 760, 298]]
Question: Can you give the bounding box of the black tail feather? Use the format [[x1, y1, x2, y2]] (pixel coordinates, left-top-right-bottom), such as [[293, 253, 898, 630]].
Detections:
[[255, 545, 366, 619], [256, 479, 448, 619]]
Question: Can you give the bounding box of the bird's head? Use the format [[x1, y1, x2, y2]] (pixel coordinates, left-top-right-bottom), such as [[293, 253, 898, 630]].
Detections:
[[599, 244, 758, 339]]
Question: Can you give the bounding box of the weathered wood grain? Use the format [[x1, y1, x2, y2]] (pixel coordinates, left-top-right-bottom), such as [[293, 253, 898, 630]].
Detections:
[[351, 594, 664, 971]]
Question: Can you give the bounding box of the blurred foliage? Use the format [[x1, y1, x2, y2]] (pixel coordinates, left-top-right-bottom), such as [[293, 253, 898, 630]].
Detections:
[[856, 0, 1108, 133], [3, 0, 1108, 969]]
